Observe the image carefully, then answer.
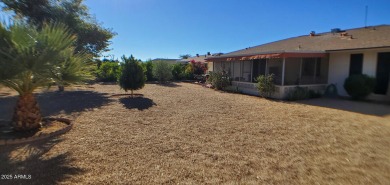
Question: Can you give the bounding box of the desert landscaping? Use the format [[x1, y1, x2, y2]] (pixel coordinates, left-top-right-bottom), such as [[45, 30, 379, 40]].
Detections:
[[1, 83, 390, 184]]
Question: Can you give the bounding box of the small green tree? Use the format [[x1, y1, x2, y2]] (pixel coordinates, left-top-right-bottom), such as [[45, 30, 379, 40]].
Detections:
[[119, 55, 146, 97], [179, 54, 191, 59], [153, 60, 173, 83], [256, 74, 276, 98], [344, 74, 375, 100]]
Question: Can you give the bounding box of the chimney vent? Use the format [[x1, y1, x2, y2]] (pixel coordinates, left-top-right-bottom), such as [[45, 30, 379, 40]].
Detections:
[[207, 52, 211, 55], [196, 54, 199, 57], [310, 31, 316, 36]]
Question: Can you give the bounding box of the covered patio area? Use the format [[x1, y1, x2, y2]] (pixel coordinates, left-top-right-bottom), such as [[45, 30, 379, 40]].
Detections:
[[209, 52, 330, 98]]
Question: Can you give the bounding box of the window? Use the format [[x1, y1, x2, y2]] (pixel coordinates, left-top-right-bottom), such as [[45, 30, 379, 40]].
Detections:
[[349, 54, 363, 76]]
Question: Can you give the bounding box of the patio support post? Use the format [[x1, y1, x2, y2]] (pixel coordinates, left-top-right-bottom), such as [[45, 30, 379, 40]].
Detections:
[[250, 60, 253, 82], [232, 61, 234, 79], [239, 61, 242, 82], [313, 58, 317, 82], [299, 58, 303, 82], [282, 57, 286, 86], [212, 61, 214, 73]]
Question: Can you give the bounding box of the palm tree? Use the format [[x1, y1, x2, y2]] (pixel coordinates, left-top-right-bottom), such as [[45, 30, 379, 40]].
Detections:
[[51, 48, 93, 91], [0, 21, 90, 131]]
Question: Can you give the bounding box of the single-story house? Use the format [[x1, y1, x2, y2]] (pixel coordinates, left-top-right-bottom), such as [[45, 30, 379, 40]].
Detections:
[[177, 54, 208, 64], [177, 53, 222, 73], [206, 25, 390, 101], [151, 58, 180, 65]]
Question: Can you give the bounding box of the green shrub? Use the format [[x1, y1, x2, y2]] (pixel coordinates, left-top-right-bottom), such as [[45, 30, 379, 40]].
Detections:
[[141, 60, 155, 81], [97, 61, 121, 82], [286, 86, 322, 101], [207, 71, 231, 90], [324, 84, 339, 98], [255, 74, 276, 98], [183, 70, 194, 80], [287, 86, 309, 100], [344, 74, 375, 99], [184, 62, 194, 80], [172, 63, 185, 80], [153, 60, 173, 83], [119, 55, 146, 96], [224, 86, 240, 93], [309, 90, 322, 98]]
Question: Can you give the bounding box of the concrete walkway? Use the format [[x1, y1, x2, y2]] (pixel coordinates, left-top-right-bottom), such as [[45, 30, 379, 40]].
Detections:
[[297, 97, 390, 117]]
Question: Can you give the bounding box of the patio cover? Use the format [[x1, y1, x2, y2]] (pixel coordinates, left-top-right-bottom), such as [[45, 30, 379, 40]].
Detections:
[[206, 52, 327, 62]]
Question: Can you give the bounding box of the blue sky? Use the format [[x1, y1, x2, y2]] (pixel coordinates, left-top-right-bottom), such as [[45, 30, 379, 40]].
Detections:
[[2, 0, 390, 61]]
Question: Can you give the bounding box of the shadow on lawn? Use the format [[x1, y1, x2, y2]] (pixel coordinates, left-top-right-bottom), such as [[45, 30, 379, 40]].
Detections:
[[0, 138, 84, 185], [119, 97, 156, 111], [155, 82, 181, 88], [296, 97, 390, 117], [0, 92, 12, 97], [37, 91, 112, 117], [0, 91, 113, 122]]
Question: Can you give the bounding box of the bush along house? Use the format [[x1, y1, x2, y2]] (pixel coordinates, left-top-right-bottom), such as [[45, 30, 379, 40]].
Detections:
[[206, 25, 390, 101]]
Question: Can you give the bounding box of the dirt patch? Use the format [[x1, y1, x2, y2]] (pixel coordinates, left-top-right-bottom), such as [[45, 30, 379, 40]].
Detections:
[[0, 83, 390, 184]]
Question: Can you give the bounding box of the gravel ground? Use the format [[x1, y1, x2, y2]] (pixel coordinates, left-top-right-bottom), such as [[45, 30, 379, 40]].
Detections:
[[1, 83, 390, 184]]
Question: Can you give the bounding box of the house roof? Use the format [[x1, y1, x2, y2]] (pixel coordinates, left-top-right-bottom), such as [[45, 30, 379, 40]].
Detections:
[[178, 55, 207, 63], [207, 25, 390, 60], [177, 54, 218, 63]]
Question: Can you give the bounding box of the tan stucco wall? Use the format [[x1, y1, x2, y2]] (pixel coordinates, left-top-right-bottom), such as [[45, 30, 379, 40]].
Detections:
[[207, 62, 213, 73], [328, 52, 350, 96]]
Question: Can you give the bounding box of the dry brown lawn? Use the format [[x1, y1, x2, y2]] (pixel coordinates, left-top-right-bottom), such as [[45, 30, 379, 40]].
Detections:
[[1, 83, 390, 184]]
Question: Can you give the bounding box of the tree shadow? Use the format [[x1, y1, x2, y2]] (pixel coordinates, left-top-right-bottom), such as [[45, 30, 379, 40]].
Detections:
[[0, 137, 84, 184], [0, 96, 17, 123], [119, 97, 156, 111], [0, 91, 113, 124], [97, 82, 117, 85], [37, 91, 112, 117], [296, 97, 390, 117], [155, 82, 182, 88], [0, 92, 12, 97]]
